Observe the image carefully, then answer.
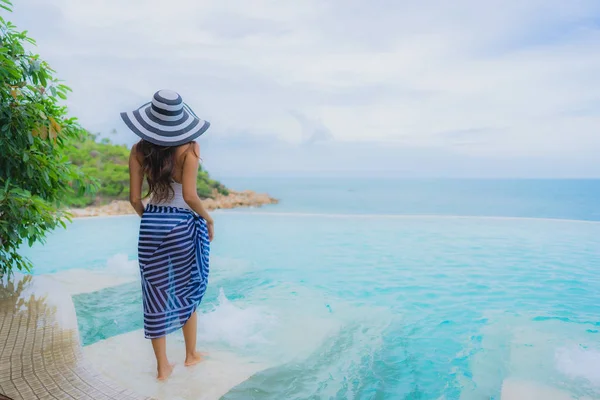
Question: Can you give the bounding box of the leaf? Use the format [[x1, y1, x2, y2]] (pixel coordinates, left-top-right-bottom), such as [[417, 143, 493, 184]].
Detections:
[[39, 125, 48, 139], [10, 87, 17, 99], [48, 116, 62, 134], [39, 73, 47, 87], [38, 110, 47, 120], [49, 125, 57, 142], [57, 91, 67, 100]]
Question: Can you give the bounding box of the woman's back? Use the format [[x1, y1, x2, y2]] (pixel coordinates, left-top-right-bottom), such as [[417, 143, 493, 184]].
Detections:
[[170, 144, 192, 184], [145, 144, 194, 210], [148, 181, 189, 209]]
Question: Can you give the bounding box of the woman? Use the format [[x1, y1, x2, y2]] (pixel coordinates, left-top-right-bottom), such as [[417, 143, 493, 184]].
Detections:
[[122, 90, 214, 380]]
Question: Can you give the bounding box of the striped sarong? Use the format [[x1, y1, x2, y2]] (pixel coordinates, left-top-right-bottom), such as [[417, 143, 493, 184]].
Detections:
[[138, 205, 210, 339]]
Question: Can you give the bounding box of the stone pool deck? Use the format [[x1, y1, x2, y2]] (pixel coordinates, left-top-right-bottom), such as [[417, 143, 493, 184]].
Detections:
[[0, 274, 153, 400]]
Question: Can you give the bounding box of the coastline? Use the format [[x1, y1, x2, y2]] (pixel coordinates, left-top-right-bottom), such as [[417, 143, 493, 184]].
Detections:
[[67, 190, 278, 218]]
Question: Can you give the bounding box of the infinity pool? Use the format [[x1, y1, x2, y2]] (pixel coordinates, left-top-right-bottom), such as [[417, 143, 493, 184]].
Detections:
[[21, 213, 600, 399]]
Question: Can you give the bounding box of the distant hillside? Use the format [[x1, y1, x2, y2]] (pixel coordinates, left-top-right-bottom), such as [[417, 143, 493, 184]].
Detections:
[[64, 132, 228, 207]]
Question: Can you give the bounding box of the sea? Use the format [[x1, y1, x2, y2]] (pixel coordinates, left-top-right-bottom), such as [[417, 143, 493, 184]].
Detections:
[[20, 178, 600, 399]]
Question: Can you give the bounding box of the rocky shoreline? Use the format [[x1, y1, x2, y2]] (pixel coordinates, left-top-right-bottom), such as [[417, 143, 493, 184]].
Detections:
[[67, 190, 278, 218]]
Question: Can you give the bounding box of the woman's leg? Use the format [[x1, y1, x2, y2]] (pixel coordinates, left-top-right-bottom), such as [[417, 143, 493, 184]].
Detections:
[[182, 311, 204, 366], [151, 336, 173, 380]]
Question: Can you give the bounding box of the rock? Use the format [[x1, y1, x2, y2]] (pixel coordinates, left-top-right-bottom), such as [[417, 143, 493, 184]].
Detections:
[[202, 190, 279, 210], [66, 190, 278, 218]]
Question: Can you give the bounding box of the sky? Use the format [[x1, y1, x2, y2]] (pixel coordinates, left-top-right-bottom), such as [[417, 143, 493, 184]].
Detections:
[[9, 0, 600, 178]]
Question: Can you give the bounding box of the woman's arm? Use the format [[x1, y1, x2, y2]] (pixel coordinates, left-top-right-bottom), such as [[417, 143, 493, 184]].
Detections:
[[128, 144, 145, 217], [181, 142, 214, 240]]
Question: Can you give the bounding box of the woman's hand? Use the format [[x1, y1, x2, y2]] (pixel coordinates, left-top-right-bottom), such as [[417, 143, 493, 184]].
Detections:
[[207, 220, 214, 242]]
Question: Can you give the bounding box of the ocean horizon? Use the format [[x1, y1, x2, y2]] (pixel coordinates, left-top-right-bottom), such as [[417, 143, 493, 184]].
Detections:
[[220, 177, 600, 221]]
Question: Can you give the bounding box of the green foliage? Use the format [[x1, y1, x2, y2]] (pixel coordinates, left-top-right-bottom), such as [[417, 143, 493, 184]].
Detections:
[[62, 131, 129, 206], [62, 132, 229, 205], [198, 167, 229, 198], [0, 3, 92, 275]]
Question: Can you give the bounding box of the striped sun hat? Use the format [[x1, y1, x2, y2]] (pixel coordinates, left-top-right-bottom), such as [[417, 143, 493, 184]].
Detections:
[[120, 90, 210, 147]]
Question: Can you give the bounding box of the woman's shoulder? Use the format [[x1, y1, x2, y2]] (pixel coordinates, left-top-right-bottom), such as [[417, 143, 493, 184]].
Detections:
[[175, 141, 200, 159], [129, 142, 143, 164]]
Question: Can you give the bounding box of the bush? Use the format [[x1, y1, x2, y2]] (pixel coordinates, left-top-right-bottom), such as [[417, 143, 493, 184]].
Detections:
[[62, 131, 128, 204], [0, 1, 93, 275], [61, 132, 228, 205]]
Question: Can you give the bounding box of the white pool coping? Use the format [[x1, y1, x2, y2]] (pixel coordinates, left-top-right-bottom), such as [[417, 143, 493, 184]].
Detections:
[[83, 330, 267, 400]]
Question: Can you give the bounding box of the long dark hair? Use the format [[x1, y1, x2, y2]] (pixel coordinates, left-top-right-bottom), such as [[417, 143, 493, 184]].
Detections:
[[136, 140, 199, 202], [136, 140, 177, 203]]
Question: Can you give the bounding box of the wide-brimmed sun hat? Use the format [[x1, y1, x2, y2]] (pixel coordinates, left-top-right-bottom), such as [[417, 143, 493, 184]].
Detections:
[[120, 89, 210, 146]]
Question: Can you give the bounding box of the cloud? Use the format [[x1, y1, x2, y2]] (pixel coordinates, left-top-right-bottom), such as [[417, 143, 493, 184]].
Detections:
[[8, 0, 600, 176], [289, 111, 333, 145], [201, 136, 600, 179]]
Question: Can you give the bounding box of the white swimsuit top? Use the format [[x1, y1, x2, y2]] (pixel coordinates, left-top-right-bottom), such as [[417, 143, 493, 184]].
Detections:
[[148, 182, 191, 210]]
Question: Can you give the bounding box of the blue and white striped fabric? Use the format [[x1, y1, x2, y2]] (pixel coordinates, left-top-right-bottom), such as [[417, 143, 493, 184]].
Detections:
[[138, 204, 210, 339]]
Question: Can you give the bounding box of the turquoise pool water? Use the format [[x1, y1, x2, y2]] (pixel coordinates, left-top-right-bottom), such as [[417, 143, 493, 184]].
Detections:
[[22, 210, 600, 399]]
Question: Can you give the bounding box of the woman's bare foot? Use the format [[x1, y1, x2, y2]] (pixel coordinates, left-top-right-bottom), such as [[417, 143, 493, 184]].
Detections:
[[157, 363, 174, 381], [184, 351, 205, 367]]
